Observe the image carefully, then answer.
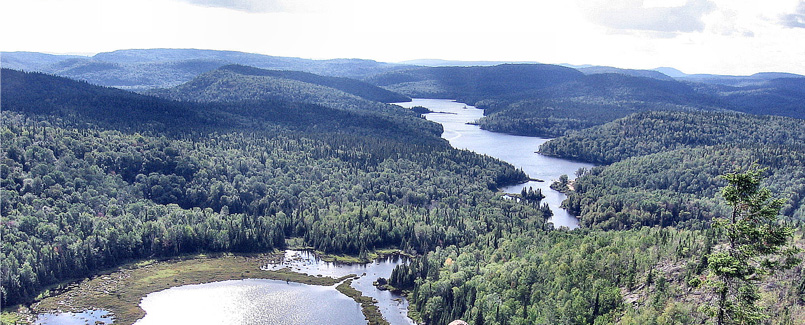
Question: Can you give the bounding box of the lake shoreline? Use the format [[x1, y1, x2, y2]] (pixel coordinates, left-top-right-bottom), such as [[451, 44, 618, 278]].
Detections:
[[14, 252, 394, 325], [396, 98, 594, 229]]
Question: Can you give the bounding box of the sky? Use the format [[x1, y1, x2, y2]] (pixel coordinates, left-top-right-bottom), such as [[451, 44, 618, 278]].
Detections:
[[2, 0, 805, 75]]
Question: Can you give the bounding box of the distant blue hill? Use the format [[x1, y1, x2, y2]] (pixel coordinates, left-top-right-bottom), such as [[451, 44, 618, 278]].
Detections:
[[1, 49, 413, 90]]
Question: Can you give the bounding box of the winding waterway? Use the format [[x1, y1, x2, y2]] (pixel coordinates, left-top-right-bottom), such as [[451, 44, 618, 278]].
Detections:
[[36, 99, 590, 325], [395, 99, 594, 229]]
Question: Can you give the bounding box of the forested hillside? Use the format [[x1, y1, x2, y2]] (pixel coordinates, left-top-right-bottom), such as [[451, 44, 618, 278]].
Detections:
[[390, 224, 804, 324], [1, 49, 412, 90], [473, 73, 724, 137], [538, 111, 805, 230], [365, 64, 584, 100], [148, 65, 410, 110], [677, 71, 805, 86], [577, 66, 675, 81], [466, 71, 804, 138], [539, 110, 805, 164], [1, 69, 535, 306], [693, 77, 805, 119], [3, 62, 804, 325], [1, 69, 437, 141], [150, 65, 410, 103], [564, 145, 805, 229]]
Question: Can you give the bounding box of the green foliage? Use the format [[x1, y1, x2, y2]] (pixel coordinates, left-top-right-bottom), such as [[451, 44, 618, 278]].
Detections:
[[541, 111, 805, 229], [705, 168, 800, 324], [0, 69, 538, 306], [475, 73, 717, 137], [366, 64, 584, 100], [149, 65, 410, 104], [390, 227, 711, 325], [562, 146, 805, 229], [3, 59, 804, 325], [540, 110, 805, 165], [472, 74, 805, 138], [0, 68, 440, 142], [2, 49, 412, 89], [694, 78, 805, 119]]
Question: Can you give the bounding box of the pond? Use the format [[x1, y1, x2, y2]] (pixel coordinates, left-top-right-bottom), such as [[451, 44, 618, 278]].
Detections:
[[131, 250, 412, 325]]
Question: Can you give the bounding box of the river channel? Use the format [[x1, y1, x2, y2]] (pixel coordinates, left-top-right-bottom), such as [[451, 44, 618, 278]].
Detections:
[[36, 99, 590, 325], [395, 99, 594, 229]]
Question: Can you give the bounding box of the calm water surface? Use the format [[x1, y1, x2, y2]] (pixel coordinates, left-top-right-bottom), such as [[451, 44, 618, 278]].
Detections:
[[396, 99, 594, 229], [35, 310, 113, 325], [134, 279, 364, 325], [37, 99, 587, 324], [130, 250, 412, 325], [263, 250, 414, 325]]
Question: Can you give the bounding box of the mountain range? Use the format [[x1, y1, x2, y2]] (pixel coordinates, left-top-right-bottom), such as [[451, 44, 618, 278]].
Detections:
[[1, 49, 413, 90]]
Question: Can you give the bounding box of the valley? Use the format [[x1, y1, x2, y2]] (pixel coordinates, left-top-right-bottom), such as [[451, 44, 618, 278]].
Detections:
[[1, 49, 804, 325]]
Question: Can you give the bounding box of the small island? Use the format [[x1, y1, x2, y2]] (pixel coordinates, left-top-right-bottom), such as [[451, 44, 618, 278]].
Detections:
[[410, 105, 432, 114]]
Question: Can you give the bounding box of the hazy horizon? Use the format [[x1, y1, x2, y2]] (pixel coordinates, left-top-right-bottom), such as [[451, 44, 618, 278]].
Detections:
[[2, 0, 805, 75], [3, 47, 801, 78]]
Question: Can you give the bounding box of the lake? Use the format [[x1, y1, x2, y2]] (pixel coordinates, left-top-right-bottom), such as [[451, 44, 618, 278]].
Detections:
[[395, 99, 594, 229], [130, 250, 412, 325], [35, 99, 589, 325], [134, 279, 363, 325]]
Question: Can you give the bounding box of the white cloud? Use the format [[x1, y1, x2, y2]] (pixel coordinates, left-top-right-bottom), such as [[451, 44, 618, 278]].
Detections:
[[780, 0, 805, 28], [174, 0, 336, 13], [176, 0, 286, 13], [581, 0, 715, 34], [1, 0, 803, 75]]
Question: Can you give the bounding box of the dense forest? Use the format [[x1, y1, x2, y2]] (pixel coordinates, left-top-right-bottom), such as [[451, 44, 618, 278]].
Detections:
[[146, 65, 411, 112], [562, 145, 805, 229], [537, 111, 805, 230], [364, 64, 584, 100], [0, 69, 536, 306], [539, 110, 805, 165], [390, 225, 804, 324], [465, 74, 804, 138], [148, 64, 410, 104], [1, 49, 412, 89], [0, 69, 438, 141], [2, 56, 805, 325]]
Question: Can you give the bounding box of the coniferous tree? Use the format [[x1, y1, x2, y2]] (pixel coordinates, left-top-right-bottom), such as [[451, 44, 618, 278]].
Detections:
[[705, 168, 801, 324]]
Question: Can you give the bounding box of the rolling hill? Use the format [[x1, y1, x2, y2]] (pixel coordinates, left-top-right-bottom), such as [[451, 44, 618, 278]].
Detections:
[[364, 64, 585, 99], [0, 68, 436, 140], [538, 110, 805, 229], [149, 64, 410, 104], [1, 49, 413, 90], [1, 67, 533, 308]]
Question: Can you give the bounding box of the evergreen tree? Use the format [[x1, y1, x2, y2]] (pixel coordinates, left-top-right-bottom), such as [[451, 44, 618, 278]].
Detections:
[[705, 168, 801, 324]]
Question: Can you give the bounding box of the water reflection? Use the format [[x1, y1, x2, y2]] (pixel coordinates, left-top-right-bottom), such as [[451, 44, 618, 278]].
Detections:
[[131, 250, 413, 325], [135, 279, 364, 325], [396, 99, 594, 229], [35, 309, 113, 325], [264, 250, 415, 325]]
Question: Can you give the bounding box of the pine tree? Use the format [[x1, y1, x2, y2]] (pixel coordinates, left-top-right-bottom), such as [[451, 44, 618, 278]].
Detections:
[[705, 168, 801, 324]]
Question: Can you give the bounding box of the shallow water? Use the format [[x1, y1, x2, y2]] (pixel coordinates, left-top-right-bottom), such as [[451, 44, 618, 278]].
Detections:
[[129, 250, 412, 325], [134, 279, 365, 325], [263, 250, 415, 325], [35, 309, 114, 325], [35, 99, 589, 324], [396, 99, 594, 229]]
